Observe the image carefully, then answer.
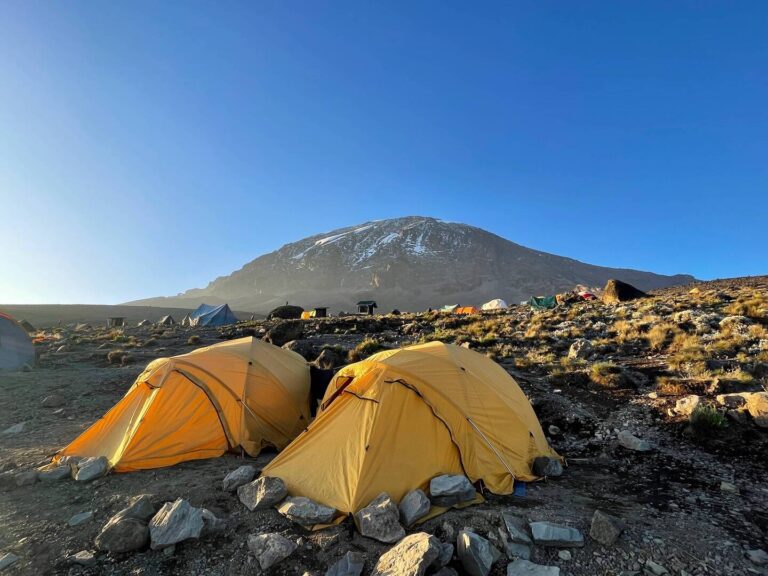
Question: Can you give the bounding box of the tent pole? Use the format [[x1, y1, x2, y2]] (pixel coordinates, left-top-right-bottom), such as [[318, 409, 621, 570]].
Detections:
[[466, 417, 516, 480]]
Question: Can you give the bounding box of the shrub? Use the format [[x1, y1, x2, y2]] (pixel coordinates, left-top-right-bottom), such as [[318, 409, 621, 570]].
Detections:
[[589, 362, 624, 388], [689, 404, 727, 435], [187, 335, 201, 346], [646, 322, 677, 351], [107, 350, 126, 364]]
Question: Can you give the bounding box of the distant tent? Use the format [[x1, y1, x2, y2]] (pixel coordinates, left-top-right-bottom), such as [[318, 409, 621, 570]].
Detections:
[[300, 311, 313, 320], [601, 279, 646, 304], [158, 315, 176, 326], [189, 303, 238, 327], [18, 319, 36, 334], [529, 296, 557, 310], [0, 312, 35, 371], [441, 305, 459, 313], [481, 299, 508, 311], [137, 319, 152, 327], [181, 314, 192, 327], [455, 306, 479, 315]]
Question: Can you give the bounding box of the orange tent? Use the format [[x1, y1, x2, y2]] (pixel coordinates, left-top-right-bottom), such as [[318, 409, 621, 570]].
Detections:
[[455, 306, 479, 315]]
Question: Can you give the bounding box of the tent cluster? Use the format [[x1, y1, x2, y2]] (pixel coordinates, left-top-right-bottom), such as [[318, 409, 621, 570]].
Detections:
[[55, 339, 559, 521], [138, 303, 239, 329], [526, 279, 644, 311], [439, 299, 508, 315]]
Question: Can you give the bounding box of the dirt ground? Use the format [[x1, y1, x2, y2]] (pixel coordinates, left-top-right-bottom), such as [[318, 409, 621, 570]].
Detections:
[[1, 282, 767, 575]]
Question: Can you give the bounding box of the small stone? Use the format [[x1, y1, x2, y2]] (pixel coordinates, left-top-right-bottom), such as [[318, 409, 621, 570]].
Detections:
[[617, 430, 652, 452], [429, 474, 476, 507], [326, 551, 365, 576], [238, 476, 287, 511], [557, 550, 571, 561], [720, 481, 738, 494], [437, 543, 454, 567], [589, 510, 625, 546], [371, 532, 442, 576], [568, 339, 592, 360], [532, 457, 563, 477], [38, 465, 71, 481], [95, 517, 149, 553], [507, 559, 560, 576], [2, 422, 26, 436], [41, 394, 65, 408], [506, 543, 531, 560], [200, 508, 225, 535], [69, 550, 96, 566], [149, 498, 204, 550], [14, 469, 38, 487], [529, 522, 584, 547], [457, 530, 496, 576], [747, 549, 768, 565], [399, 489, 431, 527], [75, 456, 109, 482], [644, 559, 668, 575], [354, 493, 405, 543], [715, 393, 751, 408], [68, 511, 94, 526], [746, 392, 768, 428], [502, 512, 532, 544], [222, 465, 257, 492], [278, 496, 336, 526], [247, 533, 297, 570], [674, 395, 701, 416], [0, 553, 20, 571]]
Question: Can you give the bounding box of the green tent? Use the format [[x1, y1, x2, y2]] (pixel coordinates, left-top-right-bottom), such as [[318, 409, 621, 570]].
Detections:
[[529, 296, 557, 310]]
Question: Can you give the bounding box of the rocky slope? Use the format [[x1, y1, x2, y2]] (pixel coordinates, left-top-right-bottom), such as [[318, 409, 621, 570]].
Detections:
[[128, 216, 694, 313]]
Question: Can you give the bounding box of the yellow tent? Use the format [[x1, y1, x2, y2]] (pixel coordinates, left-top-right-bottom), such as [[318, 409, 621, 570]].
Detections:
[[262, 341, 559, 515], [54, 337, 310, 472]]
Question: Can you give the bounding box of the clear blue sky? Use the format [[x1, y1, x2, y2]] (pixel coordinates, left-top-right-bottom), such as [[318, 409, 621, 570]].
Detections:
[[1, 1, 766, 304]]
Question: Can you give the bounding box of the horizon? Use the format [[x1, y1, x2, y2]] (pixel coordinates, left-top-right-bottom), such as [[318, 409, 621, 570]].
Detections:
[[2, 2, 767, 305]]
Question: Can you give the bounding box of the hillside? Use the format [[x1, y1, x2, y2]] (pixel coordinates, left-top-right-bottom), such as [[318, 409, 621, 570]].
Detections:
[[128, 216, 694, 313]]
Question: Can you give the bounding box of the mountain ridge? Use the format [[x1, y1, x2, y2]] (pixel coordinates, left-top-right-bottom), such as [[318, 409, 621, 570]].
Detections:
[[127, 216, 694, 312]]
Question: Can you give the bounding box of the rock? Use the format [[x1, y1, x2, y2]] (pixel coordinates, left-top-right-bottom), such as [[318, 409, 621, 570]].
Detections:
[[149, 498, 204, 550], [644, 559, 668, 575], [747, 549, 768, 565], [0, 553, 19, 571], [278, 496, 336, 526], [38, 464, 71, 481], [506, 543, 531, 560], [265, 320, 304, 347], [601, 279, 646, 304], [247, 533, 297, 570], [41, 394, 65, 407], [720, 481, 739, 494], [95, 516, 149, 553], [715, 393, 751, 408], [200, 508, 225, 535], [532, 457, 563, 477], [315, 347, 345, 369], [238, 476, 287, 511], [719, 315, 752, 330], [354, 493, 406, 543], [326, 551, 366, 576], [75, 456, 109, 482], [457, 530, 496, 576], [371, 532, 442, 576], [429, 474, 476, 507], [674, 395, 701, 416], [617, 430, 651, 452], [68, 511, 94, 526], [222, 465, 257, 492], [69, 550, 96, 567], [2, 422, 26, 436], [268, 305, 305, 320], [399, 489, 431, 527], [437, 543, 454, 567], [434, 569, 459, 576], [746, 392, 768, 428], [567, 339, 592, 360], [14, 469, 38, 487], [589, 509, 625, 546], [283, 340, 319, 361], [507, 559, 560, 576], [502, 512, 532, 544], [118, 495, 156, 522], [529, 522, 584, 547], [557, 550, 571, 561]]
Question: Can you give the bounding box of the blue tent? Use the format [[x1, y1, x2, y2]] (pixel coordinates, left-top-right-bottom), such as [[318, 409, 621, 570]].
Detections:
[[189, 303, 239, 327]]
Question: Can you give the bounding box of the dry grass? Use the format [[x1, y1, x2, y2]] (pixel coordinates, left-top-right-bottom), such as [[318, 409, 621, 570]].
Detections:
[[589, 362, 624, 388], [646, 322, 678, 351], [725, 292, 766, 319]]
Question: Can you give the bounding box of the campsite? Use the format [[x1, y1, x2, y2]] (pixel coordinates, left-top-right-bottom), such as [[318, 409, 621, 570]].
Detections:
[[1, 276, 766, 575]]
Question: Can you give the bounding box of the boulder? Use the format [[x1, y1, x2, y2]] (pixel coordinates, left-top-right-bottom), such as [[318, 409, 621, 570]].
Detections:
[[149, 499, 204, 550], [0, 553, 19, 571], [283, 340, 319, 361], [529, 522, 584, 547], [38, 464, 71, 482], [502, 512, 532, 544], [507, 559, 560, 576], [716, 393, 751, 409], [617, 430, 651, 452], [315, 347, 345, 369], [200, 508, 225, 536], [506, 543, 531, 560], [277, 496, 336, 526], [247, 533, 297, 570], [457, 530, 496, 576], [437, 543, 454, 567], [746, 392, 768, 428], [238, 476, 287, 511], [674, 395, 701, 416], [68, 511, 94, 527], [601, 279, 646, 304], [589, 510, 625, 546], [222, 465, 257, 492], [267, 305, 305, 320], [75, 456, 109, 482], [531, 457, 563, 477], [429, 474, 476, 507], [68, 551, 96, 567], [399, 489, 431, 527], [371, 532, 442, 576], [265, 320, 304, 347], [118, 495, 157, 522], [14, 469, 38, 487], [95, 517, 149, 553], [747, 549, 768, 566], [354, 493, 406, 543], [567, 339, 592, 360], [326, 551, 366, 576]]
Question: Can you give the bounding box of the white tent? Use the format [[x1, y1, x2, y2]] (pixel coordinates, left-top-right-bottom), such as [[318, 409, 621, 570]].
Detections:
[[0, 313, 35, 371], [481, 298, 509, 311]]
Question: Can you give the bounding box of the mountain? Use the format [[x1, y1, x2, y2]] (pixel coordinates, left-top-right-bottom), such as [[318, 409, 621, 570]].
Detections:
[[127, 216, 694, 312]]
